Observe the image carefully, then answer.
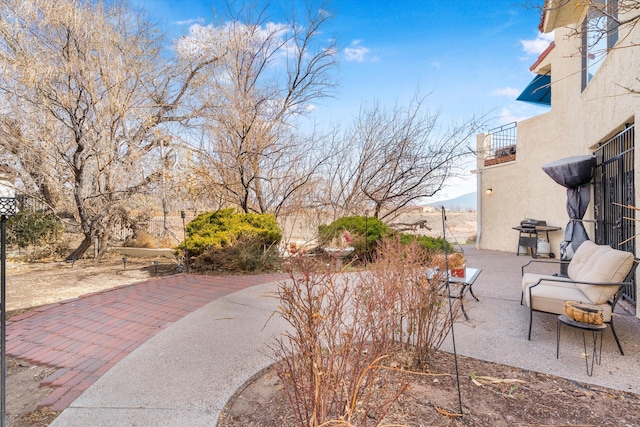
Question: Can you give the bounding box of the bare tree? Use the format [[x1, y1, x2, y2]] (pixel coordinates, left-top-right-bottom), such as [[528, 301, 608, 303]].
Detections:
[[0, 0, 224, 259], [319, 95, 484, 220], [188, 1, 337, 216]]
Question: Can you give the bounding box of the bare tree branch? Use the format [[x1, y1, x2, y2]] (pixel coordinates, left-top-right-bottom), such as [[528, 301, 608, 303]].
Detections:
[[0, 0, 223, 259], [317, 93, 484, 220], [190, 0, 338, 215]]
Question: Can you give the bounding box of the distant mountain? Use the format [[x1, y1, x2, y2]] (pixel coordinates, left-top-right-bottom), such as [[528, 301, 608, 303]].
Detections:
[[427, 192, 477, 211]]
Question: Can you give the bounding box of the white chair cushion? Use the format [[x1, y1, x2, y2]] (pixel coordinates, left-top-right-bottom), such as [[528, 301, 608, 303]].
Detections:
[[573, 245, 634, 304], [523, 242, 634, 322], [524, 283, 613, 322], [567, 240, 600, 279], [521, 273, 573, 293]]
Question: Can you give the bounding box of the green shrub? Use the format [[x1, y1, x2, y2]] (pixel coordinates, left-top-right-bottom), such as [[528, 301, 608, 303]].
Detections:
[[179, 208, 282, 257], [7, 210, 63, 249], [318, 216, 395, 262], [318, 216, 458, 263], [399, 234, 453, 253]]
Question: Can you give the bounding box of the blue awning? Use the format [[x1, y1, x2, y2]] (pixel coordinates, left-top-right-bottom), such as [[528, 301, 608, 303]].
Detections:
[[516, 74, 551, 106]]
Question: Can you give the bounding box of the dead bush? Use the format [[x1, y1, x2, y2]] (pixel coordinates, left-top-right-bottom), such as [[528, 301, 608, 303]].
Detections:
[[123, 230, 159, 248], [271, 238, 461, 426], [272, 256, 404, 426], [192, 236, 282, 273], [362, 237, 461, 367]]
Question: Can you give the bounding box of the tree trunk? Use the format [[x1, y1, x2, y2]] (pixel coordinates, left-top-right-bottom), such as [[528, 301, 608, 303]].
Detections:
[[96, 229, 112, 260], [66, 235, 92, 261]]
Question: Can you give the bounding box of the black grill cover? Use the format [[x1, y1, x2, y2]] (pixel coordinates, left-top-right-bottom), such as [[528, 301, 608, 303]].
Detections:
[[542, 155, 596, 261]]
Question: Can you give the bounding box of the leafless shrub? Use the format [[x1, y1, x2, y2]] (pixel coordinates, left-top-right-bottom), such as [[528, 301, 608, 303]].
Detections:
[[272, 238, 461, 426], [272, 256, 403, 426], [362, 237, 461, 367]]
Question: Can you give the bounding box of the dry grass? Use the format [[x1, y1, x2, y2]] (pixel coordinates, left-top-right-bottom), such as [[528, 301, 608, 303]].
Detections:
[[20, 408, 58, 427]]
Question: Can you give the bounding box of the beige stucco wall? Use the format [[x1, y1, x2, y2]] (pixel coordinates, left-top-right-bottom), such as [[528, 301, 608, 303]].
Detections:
[[476, 20, 640, 313], [476, 110, 572, 255]]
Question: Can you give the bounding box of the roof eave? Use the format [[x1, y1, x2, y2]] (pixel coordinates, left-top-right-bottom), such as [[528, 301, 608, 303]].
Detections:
[[540, 0, 590, 33], [530, 41, 555, 74]]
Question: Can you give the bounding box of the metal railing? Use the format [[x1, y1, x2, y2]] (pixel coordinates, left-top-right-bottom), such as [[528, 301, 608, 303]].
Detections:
[[593, 123, 635, 306], [110, 217, 184, 243], [12, 193, 185, 245], [15, 194, 50, 213], [483, 122, 517, 166]]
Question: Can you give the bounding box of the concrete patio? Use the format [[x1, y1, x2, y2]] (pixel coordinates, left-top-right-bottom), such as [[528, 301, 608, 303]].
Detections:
[[41, 246, 640, 426], [448, 245, 640, 394]]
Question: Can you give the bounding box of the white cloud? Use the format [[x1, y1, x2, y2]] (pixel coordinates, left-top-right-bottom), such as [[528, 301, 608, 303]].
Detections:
[[175, 21, 293, 62], [174, 23, 225, 59], [499, 107, 519, 124], [520, 31, 554, 56], [174, 17, 205, 26], [492, 87, 521, 97], [344, 40, 370, 62]]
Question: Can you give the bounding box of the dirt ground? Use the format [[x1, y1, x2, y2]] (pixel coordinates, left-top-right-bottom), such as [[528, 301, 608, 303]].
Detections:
[[218, 351, 640, 427], [6, 253, 179, 312]]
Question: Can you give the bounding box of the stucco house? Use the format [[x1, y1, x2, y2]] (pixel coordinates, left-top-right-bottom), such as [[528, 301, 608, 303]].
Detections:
[[475, 0, 640, 315]]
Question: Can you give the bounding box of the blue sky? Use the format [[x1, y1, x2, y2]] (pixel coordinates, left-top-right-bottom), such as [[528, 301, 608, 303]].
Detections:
[[133, 0, 552, 200]]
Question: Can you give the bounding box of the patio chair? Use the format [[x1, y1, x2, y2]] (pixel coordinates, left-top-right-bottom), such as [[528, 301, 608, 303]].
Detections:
[[521, 240, 637, 355]]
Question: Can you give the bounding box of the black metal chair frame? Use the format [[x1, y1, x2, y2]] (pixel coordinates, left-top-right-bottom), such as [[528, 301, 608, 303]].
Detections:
[[521, 258, 638, 356]]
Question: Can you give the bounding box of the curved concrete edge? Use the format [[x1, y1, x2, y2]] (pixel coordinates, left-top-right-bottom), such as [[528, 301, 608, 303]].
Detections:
[[49, 279, 288, 427]]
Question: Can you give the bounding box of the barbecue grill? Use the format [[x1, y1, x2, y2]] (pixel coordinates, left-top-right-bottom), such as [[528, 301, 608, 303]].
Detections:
[[512, 219, 561, 258]]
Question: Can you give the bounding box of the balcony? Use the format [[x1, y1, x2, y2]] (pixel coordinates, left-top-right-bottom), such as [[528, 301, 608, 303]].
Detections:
[[483, 122, 517, 167]]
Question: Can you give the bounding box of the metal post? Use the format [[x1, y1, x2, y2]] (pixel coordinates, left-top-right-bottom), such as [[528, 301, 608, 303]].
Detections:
[[441, 206, 463, 415], [364, 211, 369, 265], [1, 215, 6, 427], [0, 177, 17, 427], [181, 211, 189, 274]]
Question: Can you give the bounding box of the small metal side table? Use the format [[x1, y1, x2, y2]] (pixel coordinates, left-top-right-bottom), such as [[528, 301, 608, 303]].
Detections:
[[556, 314, 607, 376], [447, 268, 482, 321]]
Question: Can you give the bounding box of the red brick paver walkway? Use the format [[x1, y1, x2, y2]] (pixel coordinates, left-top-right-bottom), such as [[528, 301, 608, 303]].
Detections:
[[7, 273, 287, 412]]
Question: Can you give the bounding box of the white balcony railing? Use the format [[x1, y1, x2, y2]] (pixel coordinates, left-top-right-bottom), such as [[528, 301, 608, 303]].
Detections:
[[483, 122, 517, 166]]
